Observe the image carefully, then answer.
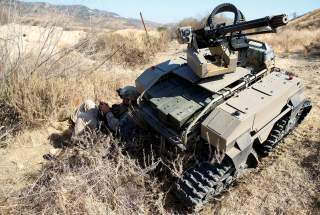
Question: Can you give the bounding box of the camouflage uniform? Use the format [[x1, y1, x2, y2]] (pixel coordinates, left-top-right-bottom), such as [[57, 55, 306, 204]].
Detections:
[[71, 86, 140, 141], [104, 106, 137, 141], [104, 86, 140, 141]]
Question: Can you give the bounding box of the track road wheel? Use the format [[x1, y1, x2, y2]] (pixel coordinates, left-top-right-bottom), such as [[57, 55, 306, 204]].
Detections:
[[173, 161, 235, 210], [258, 101, 312, 156]]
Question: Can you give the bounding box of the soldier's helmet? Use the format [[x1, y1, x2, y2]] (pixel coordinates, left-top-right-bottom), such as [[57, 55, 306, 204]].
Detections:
[[117, 86, 140, 101]]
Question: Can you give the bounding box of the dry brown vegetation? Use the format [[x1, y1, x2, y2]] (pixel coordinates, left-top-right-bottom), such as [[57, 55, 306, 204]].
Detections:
[[288, 9, 320, 30], [0, 10, 8, 25], [0, 25, 169, 127], [176, 18, 204, 30], [83, 31, 169, 67], [2, 131, 166, 215], [0, 5, 173, 213], [254, 28, 320, 54], [254, 9, 320, 55], [0, 10, 171, 214], [0, 3, 319, 215]]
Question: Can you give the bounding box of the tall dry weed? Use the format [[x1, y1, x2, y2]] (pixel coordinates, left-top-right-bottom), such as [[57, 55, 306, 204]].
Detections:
[[0, 24, 84, 125]]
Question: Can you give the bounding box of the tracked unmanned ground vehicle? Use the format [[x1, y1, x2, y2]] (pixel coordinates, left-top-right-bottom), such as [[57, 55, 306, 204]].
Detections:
[[132, 3, 312, 209]]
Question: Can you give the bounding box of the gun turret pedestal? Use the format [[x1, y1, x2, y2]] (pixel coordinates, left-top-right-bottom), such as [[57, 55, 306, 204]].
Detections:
[[187, 44, 238, 79]]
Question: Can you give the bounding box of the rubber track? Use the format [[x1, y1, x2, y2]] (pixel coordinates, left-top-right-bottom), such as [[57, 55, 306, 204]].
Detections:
[[173, 162, 233, 209]]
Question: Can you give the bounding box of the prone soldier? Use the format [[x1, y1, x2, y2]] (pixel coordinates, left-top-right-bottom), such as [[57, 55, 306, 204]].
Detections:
[[71, 86, 140, 141]]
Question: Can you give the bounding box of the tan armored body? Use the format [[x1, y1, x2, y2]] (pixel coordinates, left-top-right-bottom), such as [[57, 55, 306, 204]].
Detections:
[[202, 72, 305, 161]]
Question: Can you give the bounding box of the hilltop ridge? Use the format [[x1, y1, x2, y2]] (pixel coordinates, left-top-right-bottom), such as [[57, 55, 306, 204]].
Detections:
[[1, 0, 159, 29]]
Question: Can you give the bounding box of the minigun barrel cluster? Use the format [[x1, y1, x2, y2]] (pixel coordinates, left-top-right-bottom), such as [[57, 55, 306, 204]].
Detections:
[[178, 13, 288, 47], [210, 14, 288, 37]]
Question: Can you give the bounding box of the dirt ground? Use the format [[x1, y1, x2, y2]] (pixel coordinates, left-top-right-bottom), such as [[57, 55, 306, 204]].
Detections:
[[0, 48, 319, 214]]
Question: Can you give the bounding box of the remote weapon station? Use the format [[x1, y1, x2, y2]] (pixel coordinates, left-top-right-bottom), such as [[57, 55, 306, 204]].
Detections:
[[133, 3, 312, 209]]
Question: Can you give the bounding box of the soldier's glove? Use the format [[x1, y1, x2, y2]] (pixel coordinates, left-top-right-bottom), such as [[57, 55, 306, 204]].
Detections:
[[99, 101, 110, 114]]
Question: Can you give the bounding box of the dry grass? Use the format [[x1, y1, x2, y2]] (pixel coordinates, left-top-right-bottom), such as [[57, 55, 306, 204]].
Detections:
[[0, 4, 171, 214], [1, 130, 166, 215], [0, 55, 140, 128], [0, 1, 170, 129], [253, 28, 320, 55], [288, 9, 320, 30], [81, 30, 169, 68], [250, 10, 320, 55], [0, 21, 169, 128], [0, 13, 172, 215], [176, 18, 204, 30], [0, 101, 22, 147], [0, 9, 9, 25]]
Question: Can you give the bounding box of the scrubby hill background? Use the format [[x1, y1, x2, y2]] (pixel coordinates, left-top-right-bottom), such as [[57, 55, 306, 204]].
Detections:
[[288, 9, 320, 30]]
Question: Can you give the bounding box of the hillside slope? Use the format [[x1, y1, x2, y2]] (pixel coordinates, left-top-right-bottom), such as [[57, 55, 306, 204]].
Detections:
[[288, 8, 320, 30], [1, 0, 159, 30], [253, 8, 320, 54]]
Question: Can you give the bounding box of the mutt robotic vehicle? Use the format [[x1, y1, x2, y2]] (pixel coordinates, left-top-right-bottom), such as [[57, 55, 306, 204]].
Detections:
[[133, 3, 311, 209]]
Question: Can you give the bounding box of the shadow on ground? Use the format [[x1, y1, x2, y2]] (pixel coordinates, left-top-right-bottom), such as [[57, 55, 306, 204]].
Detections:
[[48, 128, 73, 149]]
